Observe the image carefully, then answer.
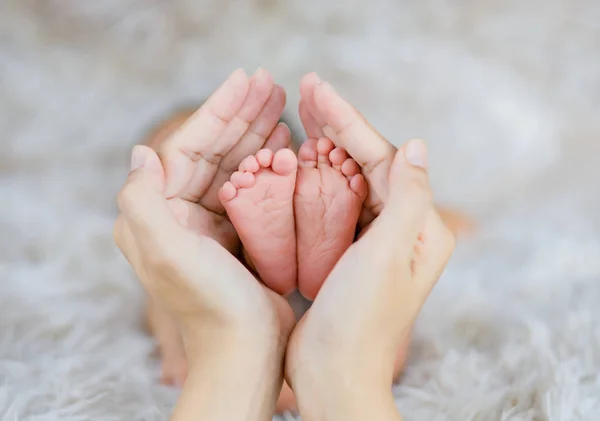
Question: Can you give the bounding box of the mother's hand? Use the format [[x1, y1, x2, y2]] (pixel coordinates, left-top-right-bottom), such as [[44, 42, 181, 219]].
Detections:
[[286, 141, 455, 421], [299, 73, 398, 228], [114, 145, 295, 420]]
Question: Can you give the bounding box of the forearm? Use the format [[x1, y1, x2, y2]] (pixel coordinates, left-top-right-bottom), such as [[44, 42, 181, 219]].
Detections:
[[172, 336, 283, 421]]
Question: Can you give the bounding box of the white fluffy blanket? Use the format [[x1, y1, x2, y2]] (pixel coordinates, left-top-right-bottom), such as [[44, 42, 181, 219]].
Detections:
[[1, 1, 599, 419]]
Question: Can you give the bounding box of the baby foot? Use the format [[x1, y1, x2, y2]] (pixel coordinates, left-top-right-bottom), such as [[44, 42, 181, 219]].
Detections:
[[219, 148, 298, 295], [294, 137, 367, 300]]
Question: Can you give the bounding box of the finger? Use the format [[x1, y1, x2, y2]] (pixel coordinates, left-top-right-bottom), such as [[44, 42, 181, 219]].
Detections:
[[310, 77, 398, 215], [221, 84, 286, 167], [159, 68, 251, 201], [117, 146, 181, 245], [399, 139, 454, 283], [200, 83, 285, 213], [118, 145, 166, 211], [145, 109, 195, 152], [371, 139, 433, 255], [412, 207, 456, 294], [299, 73, 328, 132], [263, 123, 292, 151], [299, 99, 324, 139]]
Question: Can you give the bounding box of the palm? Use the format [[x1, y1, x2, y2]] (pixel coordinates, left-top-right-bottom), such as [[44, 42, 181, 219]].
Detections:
[[162, 181, 295, 338], [159, 69, 288, 259], [174, 198, 240, 254], [154, 68, 294, 333]]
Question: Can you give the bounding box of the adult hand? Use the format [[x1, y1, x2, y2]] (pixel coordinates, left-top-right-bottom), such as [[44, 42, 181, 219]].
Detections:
[[114, 145, 295, 421], [300, 73, 474, 236], [286, 140, 455, 421], [299, 73, 399, 228], [158, 68, 290, 271], [142, 67, 294, 389]]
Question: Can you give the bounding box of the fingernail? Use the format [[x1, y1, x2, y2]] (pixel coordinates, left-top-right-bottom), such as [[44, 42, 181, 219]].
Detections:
[[130, 145, 146, 171], [404, 139, 428, 169], [313, 72, 322, 83]]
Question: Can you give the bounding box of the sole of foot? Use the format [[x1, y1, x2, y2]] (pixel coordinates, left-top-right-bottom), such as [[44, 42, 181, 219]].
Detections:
[[219, 148, 298, 295], [294, 137, 367, 300]]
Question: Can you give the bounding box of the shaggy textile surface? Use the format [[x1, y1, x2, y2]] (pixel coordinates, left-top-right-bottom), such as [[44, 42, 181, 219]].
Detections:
[[1, 1, 599, 420]]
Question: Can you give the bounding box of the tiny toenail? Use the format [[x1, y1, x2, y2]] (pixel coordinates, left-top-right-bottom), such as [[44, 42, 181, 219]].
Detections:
[[405, 139, 429, 169]]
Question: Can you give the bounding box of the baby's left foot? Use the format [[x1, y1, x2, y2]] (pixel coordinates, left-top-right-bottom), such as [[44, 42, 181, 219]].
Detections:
[[294, 137, 367, 300]]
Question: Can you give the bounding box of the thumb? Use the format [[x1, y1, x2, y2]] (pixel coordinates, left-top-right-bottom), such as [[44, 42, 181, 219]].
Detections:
[[375, 139, 433, 246], [117, 145, 176, 237], [126, 145, 165, 193], [412, 207, 456, 291], [385, 139, 455, 290], [118, 145, 165, 212]]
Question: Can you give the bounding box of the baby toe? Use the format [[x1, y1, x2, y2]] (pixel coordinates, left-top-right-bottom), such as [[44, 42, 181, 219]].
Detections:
[[349, 174, 368, 199], [239, 155, 260, 173], [317, 137, 335, 167], [218, 181, 238, 203], [298, 138, 319, 168], [272, 149, 298, 176], [329, 147, 348, 170], [230, 171, 255, 189], [341, 158, 361, 178], [256, 149, 274, 167]]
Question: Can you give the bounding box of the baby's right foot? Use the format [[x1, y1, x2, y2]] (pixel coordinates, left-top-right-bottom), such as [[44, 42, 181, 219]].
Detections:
[[294, 137, 367, 300], [219, 148, 298, 295]]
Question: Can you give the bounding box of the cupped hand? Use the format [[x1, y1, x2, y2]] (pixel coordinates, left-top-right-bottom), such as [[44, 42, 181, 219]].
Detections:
[[298, 72, 398, 229], [114, 146, 295, 352], [157, 69, 292, 292], [286, 141, 455, 420]]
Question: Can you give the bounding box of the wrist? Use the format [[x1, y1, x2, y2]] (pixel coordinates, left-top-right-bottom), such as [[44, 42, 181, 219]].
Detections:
[[292, 372, 400, 421], [180, 315, 284, 364], [173, 332, 285, 421], [288, 351, 400, 421], [187, 333, 283, 379]]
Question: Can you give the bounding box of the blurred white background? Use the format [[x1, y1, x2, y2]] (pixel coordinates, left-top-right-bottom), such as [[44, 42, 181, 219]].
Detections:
[[1, 1, 599, 419]]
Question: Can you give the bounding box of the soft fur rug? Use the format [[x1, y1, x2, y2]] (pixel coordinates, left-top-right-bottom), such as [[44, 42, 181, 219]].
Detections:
[[1, 0, 599, 420]]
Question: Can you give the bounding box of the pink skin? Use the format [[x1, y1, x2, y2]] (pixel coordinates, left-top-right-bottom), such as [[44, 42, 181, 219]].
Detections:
[[294, 137, 367, 300], [298, 72, 398, 228], [158, 68, 289, 254], [219, 148, 298, 296], [147, 68, 294, 397]]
